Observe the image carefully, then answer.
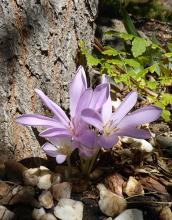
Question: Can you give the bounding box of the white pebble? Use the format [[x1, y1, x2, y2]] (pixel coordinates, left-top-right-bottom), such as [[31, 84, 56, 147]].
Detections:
[[39, 191, 54, 209], [97, 184, 126, 217], [52, 182, 71, 201], [32, 208, 46, 220], [114, 209, 143, 220], [54, 198, 83, 220]]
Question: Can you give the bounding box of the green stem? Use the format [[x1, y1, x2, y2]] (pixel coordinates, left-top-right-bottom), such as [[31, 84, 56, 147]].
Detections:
[[88, 148, 100, 174], [65, 156, 71, 178]]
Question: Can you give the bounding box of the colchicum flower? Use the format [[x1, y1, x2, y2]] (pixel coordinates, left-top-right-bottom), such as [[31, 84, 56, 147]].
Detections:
[[16, 66, 109, 163], [81, 76, 162, 149]]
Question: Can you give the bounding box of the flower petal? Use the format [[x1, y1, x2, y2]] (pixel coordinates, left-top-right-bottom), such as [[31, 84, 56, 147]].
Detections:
[[48, 136, 72, 147], [101, 74, 108, 84], [40, 128, 70, 138], [56, 154, 67, 164], [79, 146, 98, 158], [89, 83, 109, 111], [75, 130, 97, 149], [118, 105, 162, 128], [69, 66, 87, 117], [16, 114, 64, 127], [98, 135, 118, 149], [42, 142, 58, 157], [112, 91, 138, 125], [35, 89, 69, 127], [81, 108, 103, 130], [116, 127, 151, 139], [101, 75, 112, 124], [73, 88, 93, 126]]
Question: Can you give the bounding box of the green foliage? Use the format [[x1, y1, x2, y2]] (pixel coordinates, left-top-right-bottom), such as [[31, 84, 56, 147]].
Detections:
[[79, 33, 172, 122]]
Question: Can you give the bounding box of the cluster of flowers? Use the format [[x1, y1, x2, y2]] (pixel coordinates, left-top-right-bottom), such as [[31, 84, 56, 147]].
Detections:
[[16, 66, 161, 164]]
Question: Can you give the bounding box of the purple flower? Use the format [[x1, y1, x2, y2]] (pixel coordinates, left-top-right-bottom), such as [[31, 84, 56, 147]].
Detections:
[[16, 66, 109, 162], [81, 77, 162, 149]]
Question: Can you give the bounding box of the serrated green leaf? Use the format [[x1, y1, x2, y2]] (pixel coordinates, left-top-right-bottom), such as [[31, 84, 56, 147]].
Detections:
[[132, 37, 148, 57], [102, 48, 119, 57], [124, 59, 140, 67], [107, 59, 123, 65], [164, 52, 172, 58], [161, 93, 172, 105], [86, 55, 100, 66], [119, 32, 134, 41], [146, 81, 158, 90], [162, 110, 171, 122], [167, 43, 172, 52], [148, 64, 157, 73]]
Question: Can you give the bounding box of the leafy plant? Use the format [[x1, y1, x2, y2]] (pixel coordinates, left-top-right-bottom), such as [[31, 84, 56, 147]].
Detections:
[[79, 33, 172, 122]]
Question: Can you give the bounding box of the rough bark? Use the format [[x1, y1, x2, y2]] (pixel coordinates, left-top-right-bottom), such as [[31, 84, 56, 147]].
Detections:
[[0, 0, 98, 161]]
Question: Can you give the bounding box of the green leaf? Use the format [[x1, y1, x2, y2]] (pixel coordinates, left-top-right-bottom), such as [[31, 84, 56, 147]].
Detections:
[[124, 59, 140, 67], [167, 43, 172, 52], [162, 110, 171, 122], [164, 52, 172, 58], [148, 63, 157, 73], [147, 81, 157, 90], [107, 59, 123, 65], [132, 37, 148, 57], [102, 48, 119, 57], [161, 93, 172, 105], [86, 55, 100, 66], [118, 32, 134, 41]]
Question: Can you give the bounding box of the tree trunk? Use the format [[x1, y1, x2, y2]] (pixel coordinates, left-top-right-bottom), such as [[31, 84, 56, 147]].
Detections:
[[0, 0, 98, 161]]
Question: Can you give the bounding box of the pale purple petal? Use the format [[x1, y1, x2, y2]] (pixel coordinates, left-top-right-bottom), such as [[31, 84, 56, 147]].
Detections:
[[40, 128, 70, 138], [101, 75, 112, 124], [112, 91, 138, 125], [42, 142, 58, 157], [98, 135, 118, 149], [116, 127, 151, 139], [79, 146, 98, 158], [101, 74, 108, 84], [16, 114, 64, 128], [118, 106, 162, 128], [69, 66, 87, 117], [81, 109, 103, 130], [101, 95, 112, 124], [35, 89, 69, 127], [56, 154, 67, 164], [75, 130, 97, 148], [89, 83, 109, 110], [73, 88, 93, 126], [48, 136, 72, 147]]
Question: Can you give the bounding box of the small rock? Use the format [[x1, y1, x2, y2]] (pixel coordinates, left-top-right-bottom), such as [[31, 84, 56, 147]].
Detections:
[[105, 173, 124, 197], [52, 182, 71, 201], [52, 173, 62, 185], [23, 168, 39, 186], [156, 136, 172, 148], [39, 191, 54, 209], [123, 176, 144, 197], [114, 209, 143, 220], [40, 213, 57, 220], [0, 181, 11, 198], [159, 206, 172, 220], [9, 185, 39, 207], [54, 198, 83, 220], [32, 207, 46, 220], [5, 160, 27, 183], [38, 174, 52, 190], [97, 184, 127, 217], [121, 137, 153, 153], [0, 205, 15, 220]]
